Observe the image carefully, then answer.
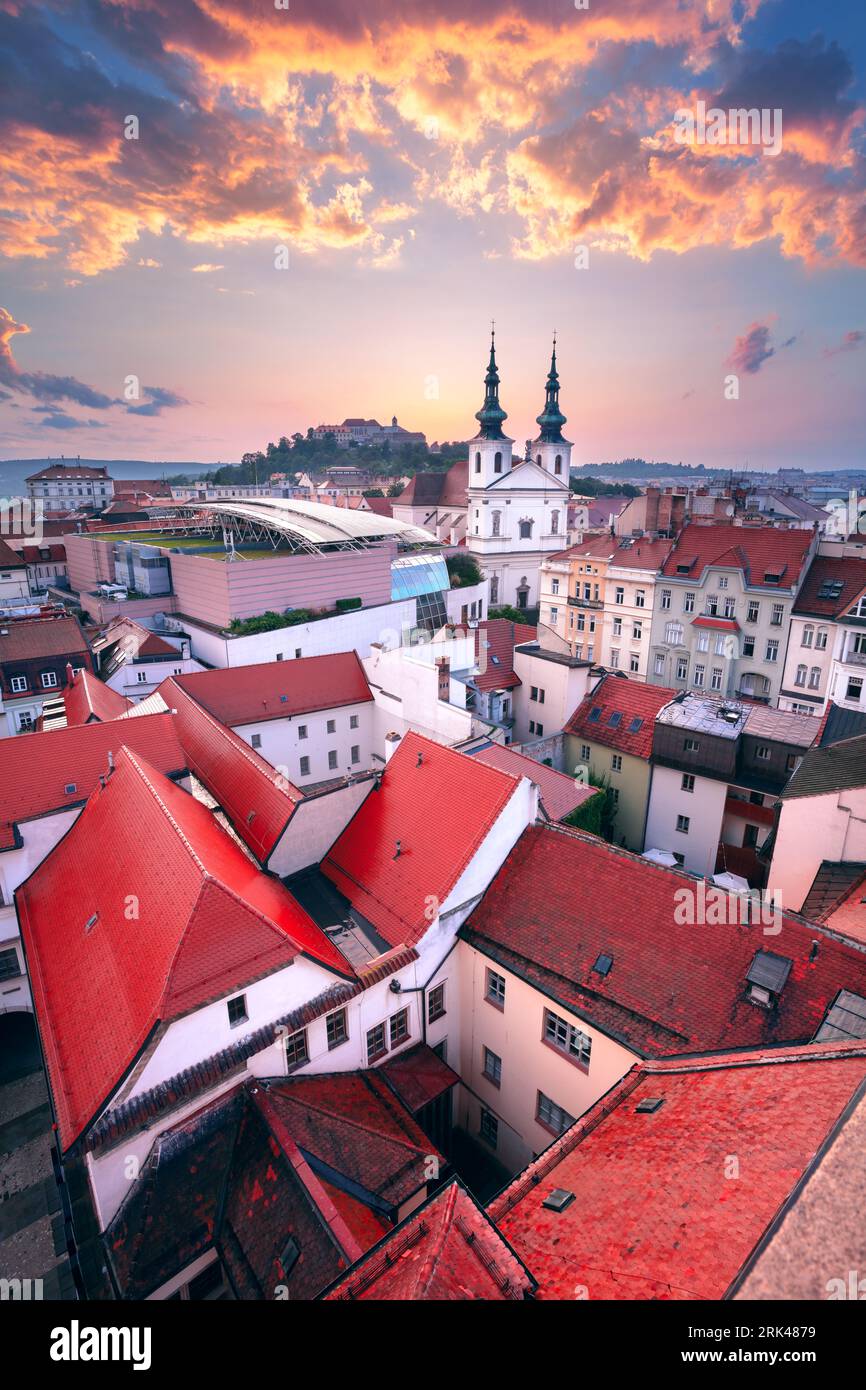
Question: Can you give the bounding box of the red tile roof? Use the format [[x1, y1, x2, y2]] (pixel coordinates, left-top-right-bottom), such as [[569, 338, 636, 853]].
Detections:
[[661, 523, 813, 589], [493, 1043, 866, 1300], [466, 742, 598, 822], [63, 668, 132, 725], [253, 1070, 440, 1209], [0, 712, 186, 850], [0, 614, 90, 662], [17, 747, 353, 1150], [565, 673, 677, 760], [173, 652, 372, 726], [379, 1042, 460, 1113], [157, 675, 302, 863], [96, 616, 179, 659], [0, 538, 26, 568], [793, 553, 866, 617], [324, 1179, 536, 1300], [691, 615, 739, 632], [321, 731, 520, 949], [473, 618, 536, 692], [461, 823, 866, 1057], [814, 868, 866, 945], [19, 544, 66, 563], [363, 496, 394, 518], [26, 464, 109, 480]]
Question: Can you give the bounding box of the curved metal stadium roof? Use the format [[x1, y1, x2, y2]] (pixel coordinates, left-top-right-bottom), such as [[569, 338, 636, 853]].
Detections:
[[179, 496, 439, 553]]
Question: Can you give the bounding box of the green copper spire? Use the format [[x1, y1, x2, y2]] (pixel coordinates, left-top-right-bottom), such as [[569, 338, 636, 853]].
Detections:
[[474, 329, 508, 439], [536, 335, 567, 443]]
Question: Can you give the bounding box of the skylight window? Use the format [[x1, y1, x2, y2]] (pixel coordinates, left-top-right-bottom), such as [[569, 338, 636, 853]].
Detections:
[[542, 1188, 575, 1212], [635, 1097, 664, 1114], [607, 711, 622, 728], [587, 706, 602, 722], [817, 580, 844, 599], [592, 953, 613, 977], [64, 783, 77, 795], [627, 717, 643, 734]]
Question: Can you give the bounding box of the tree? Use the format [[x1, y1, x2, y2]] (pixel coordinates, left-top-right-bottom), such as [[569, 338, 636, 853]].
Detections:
[[446, 553, 482, 587]]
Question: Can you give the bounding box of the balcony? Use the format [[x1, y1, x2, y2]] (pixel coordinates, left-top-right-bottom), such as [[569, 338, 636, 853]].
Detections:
[[568, 595, 604, 610], [841, 647, 866, 667]]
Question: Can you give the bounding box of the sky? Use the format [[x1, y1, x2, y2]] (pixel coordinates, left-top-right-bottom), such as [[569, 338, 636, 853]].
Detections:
[[0, 0, 864, 469]]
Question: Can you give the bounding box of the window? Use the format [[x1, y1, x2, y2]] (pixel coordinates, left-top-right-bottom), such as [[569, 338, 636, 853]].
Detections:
[[718, 577, 728, 589], [635, 589, 646, 608], [846, 677, 864, 703], [610, 787, 620, 806], [349, 714, 359, 729], [681, 773, 695, 792], [40, 671, 58, 689], [801, 626, 814, 648], [0, 947, 20, 981], [350, 744, 360, 764], [475, 451, 481, 473], [251, 733, 262, 749], [366, 1022, 387, 1063], [328, 750, 338, 770], [795, 664, 807, 687], [697, 632, 709, 652], [550, 607, 558, 625], [771, 604, 784, 626], [665, 622, 684, 646], [519, 520, 533, 539], [661, 589, 671, 610], [723, 598, 736, 619], [706, 594, 719, 617], [755, 744, 771, 760], [480, 1109, 498, 1148], [536, 1092, 575, 1137], [632, 622, 642, 641], [136, 670, 148, 684], [428, 983, 446, 1022], [17, 712, 34, 732], [676, 814, 690, 834], [554, 454, 562, 475], [543, 1009, 591, 1068], [684, 737, 699, 752], [298, 724, 308, 739], [612, 617, 622, 637], [742, 636, 755, 657], [693, 663, 705, 687], [654, 653, 666, 676], [765, 640, 779, 663], [816, 628, 828, 650], [486, 968, 506, 1009], [227, 994, 248, 1028], [615, 586, 624, 605], [747, 601, 760, 623], [809, 667, 821, 690], [483, 1046, 502, 1086], [389, 1008, 409, 1049], [326, 719, 336, 734], [326, 1009, 348, 1050], [630, 653, 640, 673], [611, 649, 620, 669], [10, 676, 26, 693], [676, 657, 688, 681], [711, 667, 723, 691], [611, 754, 622, 772], [299, 756, 310, 776], [684, 593, 695, 614], [551, 578, 560, 596], [285, 1028, 309, 1070], [494, 451, 503, 474]]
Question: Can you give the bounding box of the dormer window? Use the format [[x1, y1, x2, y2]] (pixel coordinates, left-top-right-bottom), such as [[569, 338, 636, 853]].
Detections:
[[746, 950, 792, 1008]]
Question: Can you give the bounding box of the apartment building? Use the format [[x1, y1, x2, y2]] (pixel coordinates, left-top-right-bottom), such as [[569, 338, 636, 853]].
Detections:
[[644, 693, 817, 879], [456, 822, 866, 1176], [0, 613, 93, 735], [0, 538, 31, 607], [647, 523, 817, 704], [25, 463, 114, 513], [564, 674, 677, 849]]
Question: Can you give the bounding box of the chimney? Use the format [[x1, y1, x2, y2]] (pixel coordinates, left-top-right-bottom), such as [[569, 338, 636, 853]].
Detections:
[[66, 661, 74, 687], [384, 731, 402, 763]]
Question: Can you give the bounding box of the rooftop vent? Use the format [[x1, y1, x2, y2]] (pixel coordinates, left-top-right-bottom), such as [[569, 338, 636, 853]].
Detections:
[[246, 810, 256, 825], [542, 1188, 575, 1213], [717, 706, 740, 724], [635, 1097, 665, 1114], [394, 839, 402, 859], [746, 950, 792, 1007], [592, 952, 613, 977], [84, 912, 99, 934]]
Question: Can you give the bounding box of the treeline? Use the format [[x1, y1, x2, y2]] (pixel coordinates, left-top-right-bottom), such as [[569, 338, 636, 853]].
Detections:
[[169, 433, 470, 486]]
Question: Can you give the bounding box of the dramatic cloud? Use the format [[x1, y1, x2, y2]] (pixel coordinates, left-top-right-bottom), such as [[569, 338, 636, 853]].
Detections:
[[726, 322, 795, 376], [824, 330, 865, 357], [0, 305, 187, 425], [126, 386, 190, 417], [0, 307, 115, 407], [0, 3, 862, 276]]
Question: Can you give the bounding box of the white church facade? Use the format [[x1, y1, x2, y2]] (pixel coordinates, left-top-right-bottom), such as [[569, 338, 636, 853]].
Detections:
[[465, 335, 572, 610]]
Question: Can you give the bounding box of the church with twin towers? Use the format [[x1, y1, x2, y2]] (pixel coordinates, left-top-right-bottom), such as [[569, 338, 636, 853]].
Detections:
[[465, 331, 572, 611]]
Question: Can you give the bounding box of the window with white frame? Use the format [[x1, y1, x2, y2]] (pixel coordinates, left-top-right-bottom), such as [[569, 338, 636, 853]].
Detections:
[[536, 1091, 575, 1137], [543, 1008, 591, 1068]]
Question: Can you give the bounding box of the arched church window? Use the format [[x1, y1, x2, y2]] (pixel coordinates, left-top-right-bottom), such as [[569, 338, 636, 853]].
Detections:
[[474, 452, 482, 473], [519, 519, 533, 539], [536, 454, 542, 466], [555, 455, 562, 475], [494, 452, 502, 474]]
